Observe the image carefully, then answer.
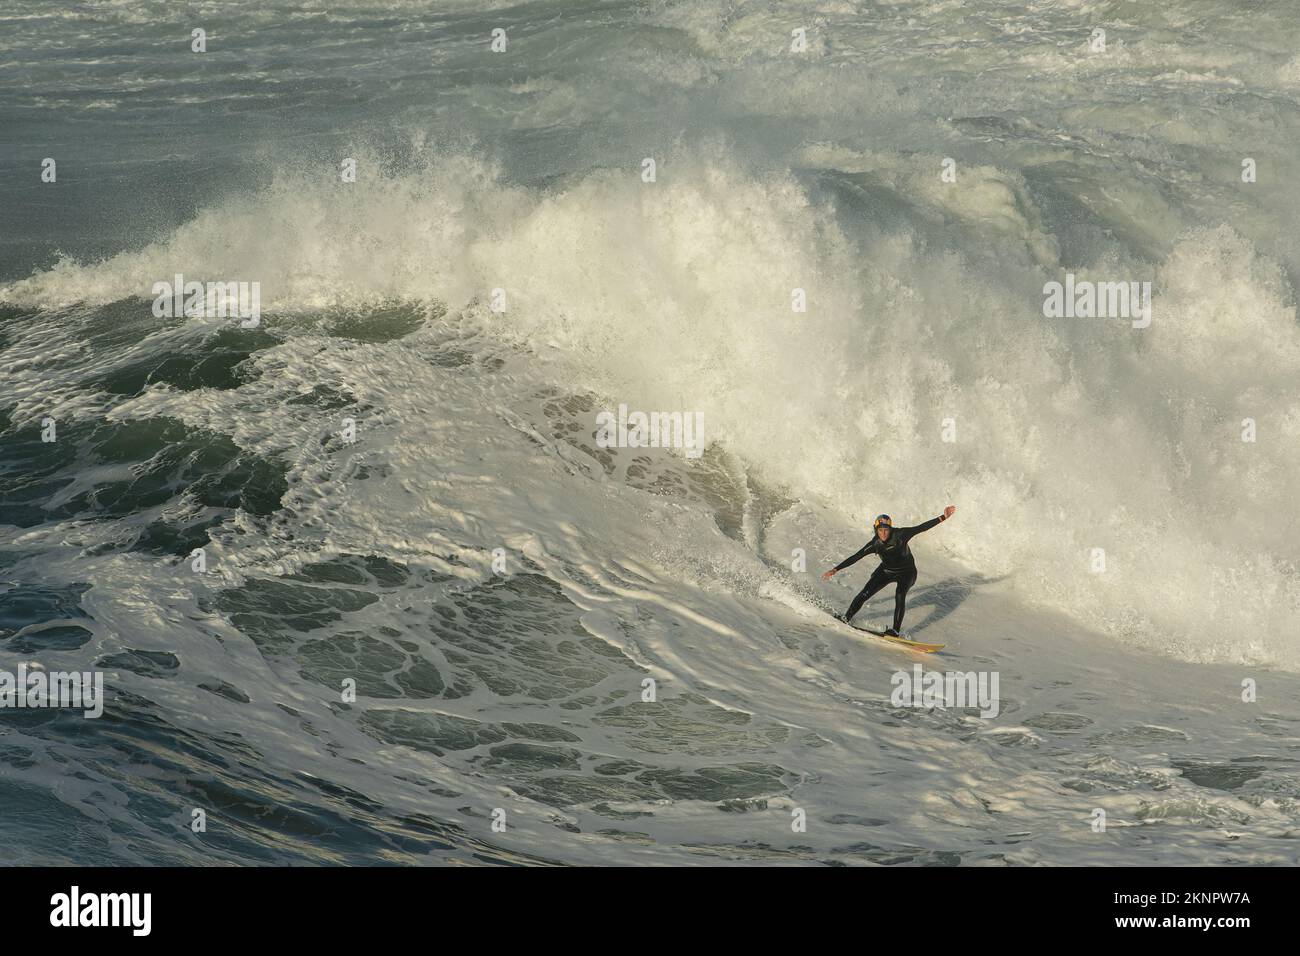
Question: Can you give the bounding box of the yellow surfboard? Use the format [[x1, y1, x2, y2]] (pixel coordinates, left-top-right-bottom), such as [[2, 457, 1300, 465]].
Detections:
[[849, 624, 945, 654]]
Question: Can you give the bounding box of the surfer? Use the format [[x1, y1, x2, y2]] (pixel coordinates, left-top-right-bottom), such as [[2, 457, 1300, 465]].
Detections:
[[821, 506, 956, 636]]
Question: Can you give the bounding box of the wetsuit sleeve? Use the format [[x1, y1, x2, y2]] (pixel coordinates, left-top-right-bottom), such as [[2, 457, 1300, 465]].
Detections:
[[833, 539, 877, 571], [897, 516, 943, 543]]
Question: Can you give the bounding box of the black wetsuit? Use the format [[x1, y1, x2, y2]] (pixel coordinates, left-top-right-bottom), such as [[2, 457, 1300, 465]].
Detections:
[[834, 516, 943, 630]]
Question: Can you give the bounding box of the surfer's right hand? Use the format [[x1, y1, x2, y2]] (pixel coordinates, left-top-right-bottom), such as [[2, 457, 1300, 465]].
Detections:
[[821, 569, 836, 581]]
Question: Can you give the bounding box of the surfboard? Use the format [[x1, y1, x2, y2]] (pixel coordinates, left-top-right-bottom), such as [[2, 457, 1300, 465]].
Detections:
[[844, 622, 945, 654]]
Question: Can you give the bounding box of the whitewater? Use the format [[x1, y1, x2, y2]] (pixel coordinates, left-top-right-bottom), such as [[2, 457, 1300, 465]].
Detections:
[[2, 0, 1299, 865]]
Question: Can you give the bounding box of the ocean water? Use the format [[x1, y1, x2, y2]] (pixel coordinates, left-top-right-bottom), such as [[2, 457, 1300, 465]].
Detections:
[[2, 0, 1299, 865]]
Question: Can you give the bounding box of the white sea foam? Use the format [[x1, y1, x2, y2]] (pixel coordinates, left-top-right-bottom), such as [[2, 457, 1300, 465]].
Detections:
[[5, 149, 1297, 666]]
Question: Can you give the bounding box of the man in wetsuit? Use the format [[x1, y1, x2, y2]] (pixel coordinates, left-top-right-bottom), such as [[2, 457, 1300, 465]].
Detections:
[[821, 506, 955, 636]]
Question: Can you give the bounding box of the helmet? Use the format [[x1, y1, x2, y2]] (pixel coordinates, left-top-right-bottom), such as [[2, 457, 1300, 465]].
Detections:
[[872, 514, 892, 530]]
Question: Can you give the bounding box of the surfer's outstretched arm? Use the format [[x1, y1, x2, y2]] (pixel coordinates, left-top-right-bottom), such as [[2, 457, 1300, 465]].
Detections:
[[821, 540, 877, 580], [900, 516, 942, 537], [898, 505, 956, 540]]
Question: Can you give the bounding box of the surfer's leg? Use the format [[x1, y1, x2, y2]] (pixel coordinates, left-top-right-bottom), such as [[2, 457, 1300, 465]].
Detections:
[[892, 567, 918, 632], [845, 568, 889, 622]]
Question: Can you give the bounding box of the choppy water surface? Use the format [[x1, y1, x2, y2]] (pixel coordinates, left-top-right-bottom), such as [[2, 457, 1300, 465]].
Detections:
[[2, 0, 1300, 865]]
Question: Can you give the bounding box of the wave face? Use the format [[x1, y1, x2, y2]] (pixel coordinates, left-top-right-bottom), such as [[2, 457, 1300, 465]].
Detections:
[[3, 0, 1300, 865]]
